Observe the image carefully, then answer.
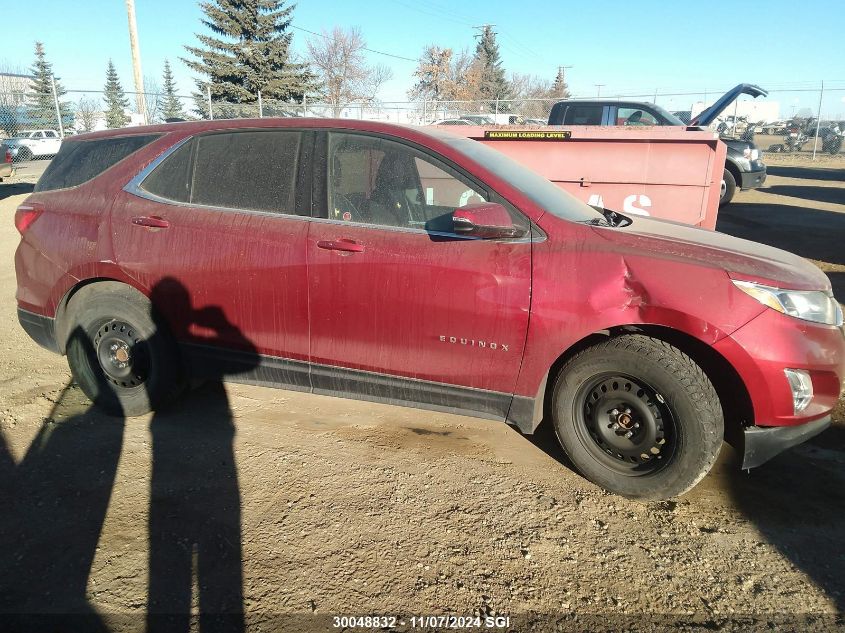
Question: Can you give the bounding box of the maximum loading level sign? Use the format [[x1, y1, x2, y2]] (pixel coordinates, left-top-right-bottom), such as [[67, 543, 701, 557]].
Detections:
[[481, 130, 572, 141]]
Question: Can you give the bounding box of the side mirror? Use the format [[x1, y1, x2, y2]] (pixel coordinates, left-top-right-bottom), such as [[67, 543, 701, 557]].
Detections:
[[452, 203, 524, 239]]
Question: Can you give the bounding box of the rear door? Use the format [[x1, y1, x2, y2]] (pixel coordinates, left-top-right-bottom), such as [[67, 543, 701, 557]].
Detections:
[[112, 129, 312, 383], [305, 131, 532, 418]]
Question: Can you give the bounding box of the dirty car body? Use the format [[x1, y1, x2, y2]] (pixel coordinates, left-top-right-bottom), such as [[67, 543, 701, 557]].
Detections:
[[13, 119, 845, 499]]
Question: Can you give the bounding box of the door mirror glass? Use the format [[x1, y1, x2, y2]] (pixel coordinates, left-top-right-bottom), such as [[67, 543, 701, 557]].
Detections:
[[452, 203, 524, 239]]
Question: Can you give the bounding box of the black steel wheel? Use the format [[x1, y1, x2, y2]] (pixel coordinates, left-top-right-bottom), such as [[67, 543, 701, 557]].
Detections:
[[574, 374, 676, 475], [93, 320, 149, 389], [552, 334, 723, 500], [64, 282, 184, 416]]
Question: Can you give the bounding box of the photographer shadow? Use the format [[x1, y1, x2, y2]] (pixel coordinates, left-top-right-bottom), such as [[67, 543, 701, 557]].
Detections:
[[146, 277, 259, 633]]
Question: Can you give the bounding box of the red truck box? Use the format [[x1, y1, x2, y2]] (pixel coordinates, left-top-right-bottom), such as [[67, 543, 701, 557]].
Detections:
[[437, 126, 727, 229]]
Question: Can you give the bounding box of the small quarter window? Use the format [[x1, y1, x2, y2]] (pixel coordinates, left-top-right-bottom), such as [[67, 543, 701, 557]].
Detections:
[[140, 139, 194, 203]]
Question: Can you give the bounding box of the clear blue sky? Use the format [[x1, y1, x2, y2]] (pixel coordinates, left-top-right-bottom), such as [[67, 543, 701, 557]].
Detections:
[[3, 0, 844, 117]]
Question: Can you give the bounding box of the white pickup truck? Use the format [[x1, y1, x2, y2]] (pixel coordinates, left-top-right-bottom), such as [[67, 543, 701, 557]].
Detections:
[[4, 129, 62, 161]]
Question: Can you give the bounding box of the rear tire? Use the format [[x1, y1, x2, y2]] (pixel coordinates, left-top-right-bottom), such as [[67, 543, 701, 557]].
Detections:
[[16, 147, 32, 162], [719, 168, 736, 207], [551, 334, 723, 500], [64, 282, 184, 416]]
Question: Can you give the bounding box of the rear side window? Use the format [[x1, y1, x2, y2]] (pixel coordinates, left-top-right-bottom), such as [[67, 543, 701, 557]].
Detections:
[[35, 134, 160, 192], [563, 105, 603, 125], [140, 130, 300, 214]]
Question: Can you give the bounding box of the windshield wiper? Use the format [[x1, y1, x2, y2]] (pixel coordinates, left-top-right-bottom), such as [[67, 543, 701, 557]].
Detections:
[[580, 208, 632, 228]]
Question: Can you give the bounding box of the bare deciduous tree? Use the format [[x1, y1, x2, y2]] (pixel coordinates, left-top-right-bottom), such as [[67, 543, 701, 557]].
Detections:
[[143, 75, 162, 124], [407, 46, 481, 104], [0, 60, 29, 135], [306, 27, 392, 116], [75, 96, 100, 133], [509, 73, 561, 119]]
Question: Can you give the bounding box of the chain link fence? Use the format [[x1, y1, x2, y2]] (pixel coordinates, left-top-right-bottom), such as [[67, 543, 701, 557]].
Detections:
[[2, 81, 844, 164]]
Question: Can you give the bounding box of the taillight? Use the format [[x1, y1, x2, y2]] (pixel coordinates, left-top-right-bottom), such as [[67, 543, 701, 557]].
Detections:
[[14, 203, 43, 234], [3, 149, 10, 164]]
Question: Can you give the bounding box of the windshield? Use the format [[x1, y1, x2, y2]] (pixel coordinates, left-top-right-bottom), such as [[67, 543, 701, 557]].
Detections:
[[651, 105, 686, 126], [14, 131, 33, 138], [442, 136, 604, 223]]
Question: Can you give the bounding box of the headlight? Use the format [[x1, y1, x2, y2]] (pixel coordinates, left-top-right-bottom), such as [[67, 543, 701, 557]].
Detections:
[[733, 280, 843, 326]]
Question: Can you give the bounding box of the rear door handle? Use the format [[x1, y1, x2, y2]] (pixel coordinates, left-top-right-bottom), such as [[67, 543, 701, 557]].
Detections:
[[316, 238, 364, 253], [131, 215, 170, 229]]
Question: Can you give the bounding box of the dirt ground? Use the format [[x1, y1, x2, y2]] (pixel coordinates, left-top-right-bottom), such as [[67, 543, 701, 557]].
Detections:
[[0, 155, 844, 632]]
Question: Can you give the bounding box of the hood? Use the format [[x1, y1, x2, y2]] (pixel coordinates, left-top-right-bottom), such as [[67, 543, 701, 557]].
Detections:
[[592, 216, 831, 291], [689, 84, 768, 127]]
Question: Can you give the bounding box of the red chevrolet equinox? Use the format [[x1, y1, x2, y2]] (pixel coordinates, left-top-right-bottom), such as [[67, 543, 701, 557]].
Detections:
[[14, 119, 845, 499]]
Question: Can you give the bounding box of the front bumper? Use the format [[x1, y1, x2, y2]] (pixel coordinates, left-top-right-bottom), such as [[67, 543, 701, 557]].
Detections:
[[739, 164, 767, 190], [714, 308, 845, 427], [742, 415, 831, 469]]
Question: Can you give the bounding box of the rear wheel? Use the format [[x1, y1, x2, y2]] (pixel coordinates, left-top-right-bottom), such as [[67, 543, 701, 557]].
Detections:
[[719, 168, 736, 207], [64, 282, 184, 416], [552, 335, 723, 500], [16, 147, 32, 162]]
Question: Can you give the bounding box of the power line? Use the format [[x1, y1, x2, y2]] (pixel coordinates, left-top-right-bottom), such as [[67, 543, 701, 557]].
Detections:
[[289, 25, 417, 62]]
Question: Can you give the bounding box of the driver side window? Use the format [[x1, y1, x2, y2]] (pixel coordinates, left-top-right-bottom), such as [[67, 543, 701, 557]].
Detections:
[[327, 133, 488, 230]]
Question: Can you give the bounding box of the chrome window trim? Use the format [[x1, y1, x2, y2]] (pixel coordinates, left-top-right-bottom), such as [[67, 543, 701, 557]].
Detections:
[[123, 135, 192, 203]]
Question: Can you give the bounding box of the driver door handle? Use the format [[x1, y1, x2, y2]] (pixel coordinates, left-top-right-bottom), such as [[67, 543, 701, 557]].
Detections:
[[316, 238, 365, 253], [131, 215, 170, 229]]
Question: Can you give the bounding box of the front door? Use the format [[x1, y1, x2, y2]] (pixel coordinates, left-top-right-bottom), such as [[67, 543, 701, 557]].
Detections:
[[306, 131, 532, 418], [111, 129, 312, 384]]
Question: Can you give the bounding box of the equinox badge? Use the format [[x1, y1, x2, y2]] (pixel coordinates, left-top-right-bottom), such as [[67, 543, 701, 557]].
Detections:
[[439, 335, 509, 352]]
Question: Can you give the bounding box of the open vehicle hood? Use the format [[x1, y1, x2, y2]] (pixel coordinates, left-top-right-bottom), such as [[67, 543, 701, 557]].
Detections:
[[689, 84, 768, 127], [593, 216, 831, 292]]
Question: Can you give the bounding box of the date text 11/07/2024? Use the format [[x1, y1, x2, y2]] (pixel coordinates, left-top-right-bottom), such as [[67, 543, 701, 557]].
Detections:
[[332, 615, 512, 628]]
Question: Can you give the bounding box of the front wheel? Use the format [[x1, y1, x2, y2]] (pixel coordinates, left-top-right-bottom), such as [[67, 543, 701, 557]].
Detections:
[[552, 335, 723, 500], [15, 147, 33, 162], [719, 168, 736, 207], [64, 282, 184, 416]]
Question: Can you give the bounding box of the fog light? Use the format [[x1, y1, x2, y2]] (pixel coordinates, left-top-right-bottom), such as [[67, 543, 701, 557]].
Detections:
[[784, 369, 813, 414]]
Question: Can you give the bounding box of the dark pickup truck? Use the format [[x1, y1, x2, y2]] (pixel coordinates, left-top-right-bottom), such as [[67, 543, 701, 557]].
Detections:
[[547, 84, 769, 206]]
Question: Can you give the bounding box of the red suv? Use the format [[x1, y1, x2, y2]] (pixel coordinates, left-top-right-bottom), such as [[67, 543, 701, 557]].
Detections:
[[14, 119, 845, 499]]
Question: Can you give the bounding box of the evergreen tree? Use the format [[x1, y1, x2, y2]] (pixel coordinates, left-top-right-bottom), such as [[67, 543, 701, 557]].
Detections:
[[161, 60, 185, 120], [103, 60, 130, 128], [552, 67, 571, 99], [183, 0, 317, 115], [26, 42, 73, 130], [473, 26, 512, 103]]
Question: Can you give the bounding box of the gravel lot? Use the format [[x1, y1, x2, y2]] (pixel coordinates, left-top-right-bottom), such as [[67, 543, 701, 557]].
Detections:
[[0, 155, 843, 632]]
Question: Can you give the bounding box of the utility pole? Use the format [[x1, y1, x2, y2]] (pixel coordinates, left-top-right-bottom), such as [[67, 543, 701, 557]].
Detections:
[[595, 84, 605, 98], [125, 0, 147, 124], [472, 23, 497, 38]]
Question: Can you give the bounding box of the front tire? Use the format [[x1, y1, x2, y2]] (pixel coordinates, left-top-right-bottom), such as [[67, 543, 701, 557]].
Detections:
[[552, 335, 723, 500], [719, 168, 736, 207], [64, 282, 184, 416]]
